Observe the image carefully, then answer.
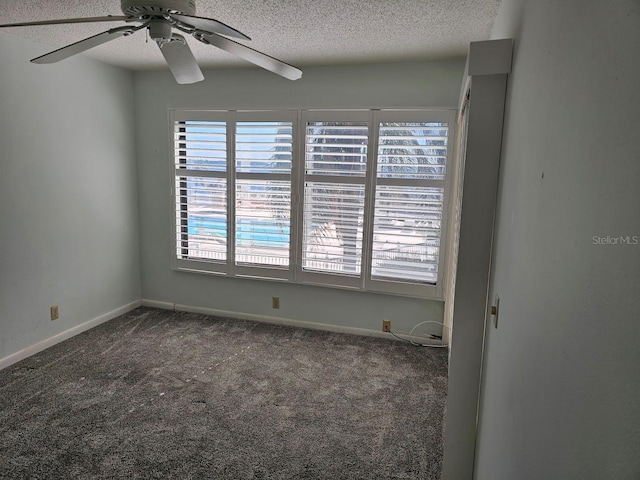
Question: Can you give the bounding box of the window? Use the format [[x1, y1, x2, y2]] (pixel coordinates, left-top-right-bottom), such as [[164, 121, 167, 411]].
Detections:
[[300, 112, 369, 288], [172, 109, 454, 298], [174, 114, 228, 265], [173, 110, 295, 279], [234, 117, 293, 276], [369, 112, 449, 297]]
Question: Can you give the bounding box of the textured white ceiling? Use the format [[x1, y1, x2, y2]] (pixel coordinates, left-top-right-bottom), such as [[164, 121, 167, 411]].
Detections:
[[0, 0, 502, 71]]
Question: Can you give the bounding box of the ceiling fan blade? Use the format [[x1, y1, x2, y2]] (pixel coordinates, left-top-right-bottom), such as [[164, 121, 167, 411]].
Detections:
[[170, 13, 250, 41], [0, 16, 131, 28], [31, 24, 144, 64], [158, 35, 204, 84], [196, 33, 302, 81]]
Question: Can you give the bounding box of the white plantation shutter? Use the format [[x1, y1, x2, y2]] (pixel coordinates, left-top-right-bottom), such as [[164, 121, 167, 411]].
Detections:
[[172, 111, 295, 277], [172, 109, 454, 299], [234, 118, 293, 272], [371, 119, 449, 287], [301, 116, 368, 282], [304, 123, 368, 177], [371, 185, 444, 282], [174, 117, 228, 267], [376, 123, 447, 181], [303, 182, 365, 274]]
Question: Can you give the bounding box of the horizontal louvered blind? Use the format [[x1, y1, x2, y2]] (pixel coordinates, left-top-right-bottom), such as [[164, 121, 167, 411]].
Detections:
[[174, 121, 226, 172], [377, 123, 448, 180], [372, 121, 448, 284], [174, 119, 228, 263], [371, 186, 443, 283], [302, 121, 368, 276], [235, 121, 292, 268], [302, 182, 365, 274], [172, 109, 454, 298], [305, 122, 368, 176], [236, 122, 292, 174], [175, 176, 227, 261]]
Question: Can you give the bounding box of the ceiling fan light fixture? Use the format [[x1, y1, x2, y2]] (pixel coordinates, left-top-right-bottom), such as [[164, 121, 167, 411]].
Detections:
[[149, 19, 172, 44]]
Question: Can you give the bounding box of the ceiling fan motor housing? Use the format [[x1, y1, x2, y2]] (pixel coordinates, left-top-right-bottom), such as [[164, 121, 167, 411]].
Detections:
[[2, 0, 301, 83], [121, 0, 197, 17]]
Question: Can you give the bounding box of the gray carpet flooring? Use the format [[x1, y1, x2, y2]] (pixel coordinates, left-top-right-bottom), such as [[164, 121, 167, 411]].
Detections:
[[0, 307, 448, 479]]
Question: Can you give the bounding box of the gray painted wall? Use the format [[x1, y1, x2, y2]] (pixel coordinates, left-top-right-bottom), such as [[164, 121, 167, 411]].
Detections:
[[475, 1, 640, 478], [134, 60, 464, 335], [0, 32, 141, 361]]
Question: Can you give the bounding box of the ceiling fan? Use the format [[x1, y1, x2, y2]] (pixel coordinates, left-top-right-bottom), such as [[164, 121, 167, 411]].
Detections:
[[0, 0, 303, 84]]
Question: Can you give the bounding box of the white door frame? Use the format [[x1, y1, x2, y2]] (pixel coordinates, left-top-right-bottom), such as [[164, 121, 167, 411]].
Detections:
[[442, 39, 513, 480]]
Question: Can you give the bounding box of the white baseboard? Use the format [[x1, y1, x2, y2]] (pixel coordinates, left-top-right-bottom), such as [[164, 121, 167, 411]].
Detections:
[[0, 300, 141, 371], [141, 299, 444, 346]]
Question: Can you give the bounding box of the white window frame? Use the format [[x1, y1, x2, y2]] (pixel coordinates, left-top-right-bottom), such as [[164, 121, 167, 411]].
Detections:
[[367, 109, 454, 299], [172, 109, 229, 276], [171, 109, 298, 281], [233, 110, 298, 281], [295, 110, 372, 290], [170, 108, 455, 300]]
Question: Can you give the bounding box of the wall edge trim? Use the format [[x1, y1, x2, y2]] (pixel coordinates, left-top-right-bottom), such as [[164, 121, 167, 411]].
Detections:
[[0, 300, 142, 371], [141, 299, 444, 346]]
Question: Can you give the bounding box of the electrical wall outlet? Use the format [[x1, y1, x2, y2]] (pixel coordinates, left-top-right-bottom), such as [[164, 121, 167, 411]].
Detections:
[[382, 320, 391, 332], [50, 306, 59, 321], [272, 297, 280, 309]]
